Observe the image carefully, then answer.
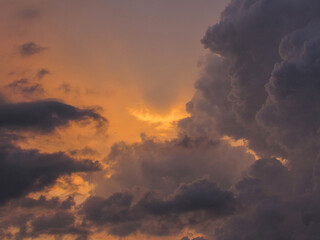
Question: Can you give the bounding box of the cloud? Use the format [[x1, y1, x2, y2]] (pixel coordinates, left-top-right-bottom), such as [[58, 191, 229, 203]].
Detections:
[[3, 0, 320, 239], [0, 100, 107, 133], [1, 211, 89, 240], [19, 42, 46, 57], [30, 212, 89, 239], [16, 195, 75, 210], [186, 0, 320, 160], [68, 146, 99, 157], [256, 20, 320, 156], [81, 178, 238, 237], [6, 78, 45, 98], [101, 135, 254, 196], [36, 68, 50, 80], [180, 0, 320, 239], [0, 143, 101, 205], [0, 97, 105, 238], [81, 0, 320, 239]]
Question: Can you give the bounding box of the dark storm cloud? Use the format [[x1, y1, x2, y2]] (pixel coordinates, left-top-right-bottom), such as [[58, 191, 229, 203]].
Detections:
[[193, 0, 320, 165], [19, 42, 46, 57], [0, 143, 101, 205], [81, 178, 238, 237], [176, 0, 320, 239], [137, 178, 238, 218], [0, 100, 107, 133], [187, 0, 320, 159], [256, 20, 320, 155], [214, 158, 320, 240]]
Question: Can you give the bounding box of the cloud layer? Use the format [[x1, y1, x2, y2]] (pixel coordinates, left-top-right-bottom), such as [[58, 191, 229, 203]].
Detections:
[[3, 0, 320, 239]]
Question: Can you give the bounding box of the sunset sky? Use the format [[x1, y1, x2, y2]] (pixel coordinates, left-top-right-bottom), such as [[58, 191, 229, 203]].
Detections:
[[2, 0, 320, 239]]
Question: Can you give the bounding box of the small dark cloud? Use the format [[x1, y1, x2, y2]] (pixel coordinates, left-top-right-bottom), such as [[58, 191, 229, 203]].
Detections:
[[57, 83, 80, 95], [19, 42, 46, 57], [6, 78, 45, 97], [0, 100, 107, 133], [36, 68, 50, 80], [58, 83, 72, 94]]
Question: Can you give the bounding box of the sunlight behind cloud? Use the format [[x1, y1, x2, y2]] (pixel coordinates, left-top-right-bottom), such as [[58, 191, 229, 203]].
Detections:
[[128, 106, 189, 131]]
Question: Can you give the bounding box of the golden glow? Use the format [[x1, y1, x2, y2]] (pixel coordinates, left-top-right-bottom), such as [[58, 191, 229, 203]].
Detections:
[[222, 135, 260, 159], [28, 174, 94, 204], [128, 106, 189, 131]]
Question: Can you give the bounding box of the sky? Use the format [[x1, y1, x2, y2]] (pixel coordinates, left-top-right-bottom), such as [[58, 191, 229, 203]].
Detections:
[[1, 0, 320, 239]]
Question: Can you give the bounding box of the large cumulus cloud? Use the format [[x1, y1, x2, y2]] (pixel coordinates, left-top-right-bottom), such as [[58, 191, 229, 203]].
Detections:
[[188, 0, 320, 159], [179, 0, 320, 239]]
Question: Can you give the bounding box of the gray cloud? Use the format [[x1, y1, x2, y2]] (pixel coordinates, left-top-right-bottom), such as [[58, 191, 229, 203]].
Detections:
[[0, 211, 89, 240], [6, 78, 45, 98], [19, 42, 46, 57], [30, 212, 89, 240], [0, 143, 101, 205], [0, 100, 107, 133], [36, 68, 50, 81], [180, 0, 320, 239], [256, 20, 320, 157], [101, 135, 254, 196], [0, 96, 106, 238], [81, 178, 238, 237], [17, 195, 75, 210]]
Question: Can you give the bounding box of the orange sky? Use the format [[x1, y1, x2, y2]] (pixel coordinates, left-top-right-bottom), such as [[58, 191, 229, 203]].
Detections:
[[0, 0, 228, 145]]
